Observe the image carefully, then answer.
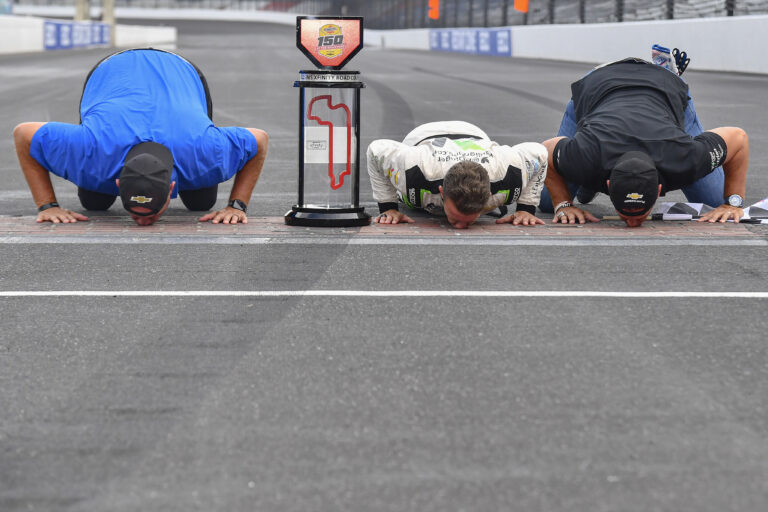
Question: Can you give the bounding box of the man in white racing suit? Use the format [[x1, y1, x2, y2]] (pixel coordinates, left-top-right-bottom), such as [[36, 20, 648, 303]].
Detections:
[[367, 121, 547, 229]]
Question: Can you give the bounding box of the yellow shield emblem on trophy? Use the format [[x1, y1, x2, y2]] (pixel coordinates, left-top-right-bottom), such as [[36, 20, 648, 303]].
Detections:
[[317, 24, 344, 59]]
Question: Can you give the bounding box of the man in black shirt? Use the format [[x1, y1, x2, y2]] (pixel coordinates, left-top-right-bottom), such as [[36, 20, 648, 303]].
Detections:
[[541, 58, 749, 227]]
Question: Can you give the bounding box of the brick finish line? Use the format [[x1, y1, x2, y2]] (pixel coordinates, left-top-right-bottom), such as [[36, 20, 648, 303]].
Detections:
[[0, 215, 765, 240]]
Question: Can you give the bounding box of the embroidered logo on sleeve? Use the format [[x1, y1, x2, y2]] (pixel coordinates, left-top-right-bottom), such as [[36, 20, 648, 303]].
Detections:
[[709, 144, 724, 171]]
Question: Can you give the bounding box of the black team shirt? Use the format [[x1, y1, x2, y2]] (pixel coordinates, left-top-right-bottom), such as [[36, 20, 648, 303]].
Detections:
[[554, 58, 726, 194]]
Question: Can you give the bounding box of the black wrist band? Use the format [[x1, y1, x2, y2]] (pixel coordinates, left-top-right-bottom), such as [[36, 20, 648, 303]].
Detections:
[[228, 199, 247, 214], [515, 204, 536, 215], [38, 202, 60, 212], [379, 202, 398, 214]]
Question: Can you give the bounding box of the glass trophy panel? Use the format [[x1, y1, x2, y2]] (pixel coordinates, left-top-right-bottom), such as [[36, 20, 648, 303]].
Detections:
[[302, 87, 357, 208]]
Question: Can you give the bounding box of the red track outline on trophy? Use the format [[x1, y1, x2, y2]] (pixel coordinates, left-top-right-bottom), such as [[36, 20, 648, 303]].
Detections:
[[307, 95, 352, 190]]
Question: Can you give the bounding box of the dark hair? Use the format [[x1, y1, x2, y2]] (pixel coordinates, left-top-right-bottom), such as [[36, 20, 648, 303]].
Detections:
[[442, 161, 490, 214]]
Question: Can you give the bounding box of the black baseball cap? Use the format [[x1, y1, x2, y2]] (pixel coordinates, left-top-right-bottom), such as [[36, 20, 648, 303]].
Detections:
[[119, 142, 173, 216], [608, 151, 659, 216]]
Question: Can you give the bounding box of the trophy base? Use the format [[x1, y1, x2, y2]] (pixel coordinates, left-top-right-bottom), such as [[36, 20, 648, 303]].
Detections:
[[284, 206, 371, 227]]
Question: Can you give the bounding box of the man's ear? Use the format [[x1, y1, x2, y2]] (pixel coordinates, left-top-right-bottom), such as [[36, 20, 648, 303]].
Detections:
[[116, 178, 120, 188], [438, 185, 443, 198]]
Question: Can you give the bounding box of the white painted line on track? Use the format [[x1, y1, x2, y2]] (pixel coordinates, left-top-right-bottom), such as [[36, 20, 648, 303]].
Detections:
[[1, 291, 767, 298], [0, 236, 766, 246]]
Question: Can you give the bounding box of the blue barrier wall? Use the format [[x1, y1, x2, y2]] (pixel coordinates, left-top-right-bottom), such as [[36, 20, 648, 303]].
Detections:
[[43, 20, 110, 50], [429, 28, 512, 57]]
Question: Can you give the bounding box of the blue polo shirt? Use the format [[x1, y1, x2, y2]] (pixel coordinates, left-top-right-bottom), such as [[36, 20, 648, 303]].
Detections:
[[30, 49, 258, 196]]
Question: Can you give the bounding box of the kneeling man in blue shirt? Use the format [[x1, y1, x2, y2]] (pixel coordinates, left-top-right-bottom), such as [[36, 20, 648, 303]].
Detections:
[[14, 48, 268, 226]]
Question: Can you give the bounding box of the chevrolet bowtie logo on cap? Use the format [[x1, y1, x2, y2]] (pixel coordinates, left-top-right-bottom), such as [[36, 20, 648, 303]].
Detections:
[[130, 196, 153, 204], [626, 193, 644, 200]]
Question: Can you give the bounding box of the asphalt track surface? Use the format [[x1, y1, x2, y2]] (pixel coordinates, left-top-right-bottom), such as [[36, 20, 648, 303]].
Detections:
[[1, 20, 768, 512]]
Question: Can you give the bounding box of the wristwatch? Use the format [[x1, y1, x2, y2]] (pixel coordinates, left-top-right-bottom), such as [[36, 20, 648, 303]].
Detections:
[[228, 199, 248, 214], [725, 194, 744, 208]]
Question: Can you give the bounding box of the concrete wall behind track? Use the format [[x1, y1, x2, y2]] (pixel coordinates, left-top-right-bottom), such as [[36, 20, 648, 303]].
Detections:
[[4, 7, 768, 75], [368, 15, 768, 75], [0, 13, 177, 54]]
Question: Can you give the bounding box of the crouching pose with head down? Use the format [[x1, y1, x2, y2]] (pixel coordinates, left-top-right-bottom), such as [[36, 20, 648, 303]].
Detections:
[[367, 121, 547, 229], [540, 57, 749, 227], [14, 48, 268, 226]]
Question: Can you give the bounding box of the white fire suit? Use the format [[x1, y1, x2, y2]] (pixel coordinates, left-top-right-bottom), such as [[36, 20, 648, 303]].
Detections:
[[366, 121, 547, 216]]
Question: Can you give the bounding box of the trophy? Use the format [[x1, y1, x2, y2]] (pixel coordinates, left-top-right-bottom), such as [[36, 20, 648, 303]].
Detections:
[[285, 16, 370, 227]]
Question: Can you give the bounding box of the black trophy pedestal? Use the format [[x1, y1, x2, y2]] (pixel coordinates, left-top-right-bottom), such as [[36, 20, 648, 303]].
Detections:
[[284, 206, 371, 227]]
